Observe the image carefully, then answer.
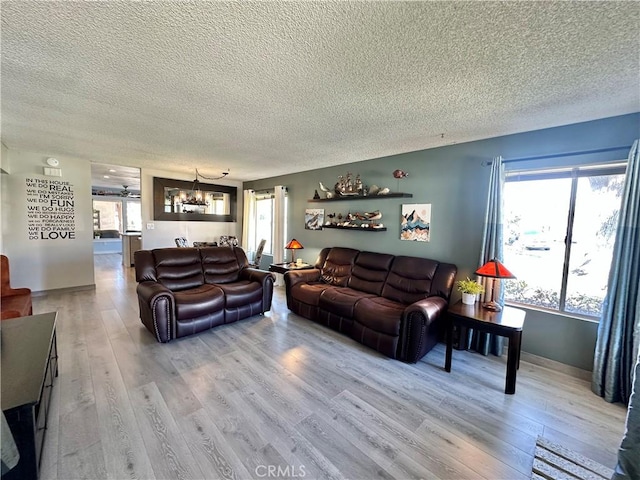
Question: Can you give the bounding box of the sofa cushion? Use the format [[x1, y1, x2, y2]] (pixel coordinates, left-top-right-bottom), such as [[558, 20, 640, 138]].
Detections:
[[320, 247, 359, 286], [290, 282, 333, 306], [318, 286, 375, 318], [153, 248, 205, 291], [200, 247, 243, 284], [174, 284, 225, 320], [348, 251, 394, 295], [381, 256, 439, 304], [216, 280, 263, 308], [353, 296, 405, 336]]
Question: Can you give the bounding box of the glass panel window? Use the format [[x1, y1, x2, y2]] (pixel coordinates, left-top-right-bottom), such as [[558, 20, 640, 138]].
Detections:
[[504, 165, 625, 318], [93, 200, 123, 232], [125, 201, 142, 231], [565, 174, 625, 316], [504, 178, 571, 310], [253, 194, 288, 257], [256, 197, 274, 254]]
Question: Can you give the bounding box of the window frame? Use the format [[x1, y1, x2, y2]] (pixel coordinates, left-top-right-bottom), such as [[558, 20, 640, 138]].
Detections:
[[504, 163, 626, 318], [253, 191, 288, 256]]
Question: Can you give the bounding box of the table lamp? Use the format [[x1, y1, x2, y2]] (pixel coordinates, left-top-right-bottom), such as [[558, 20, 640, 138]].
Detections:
[[474, 259, 516, 311], [285, 238, 304, 264]]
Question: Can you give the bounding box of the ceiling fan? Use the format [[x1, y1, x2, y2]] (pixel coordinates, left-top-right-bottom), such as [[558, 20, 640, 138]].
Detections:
[[120, 185, 140, 198]]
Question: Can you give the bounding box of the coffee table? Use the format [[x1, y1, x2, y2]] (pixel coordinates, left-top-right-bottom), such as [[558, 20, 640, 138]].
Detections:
[[445, 301, 525, 394]]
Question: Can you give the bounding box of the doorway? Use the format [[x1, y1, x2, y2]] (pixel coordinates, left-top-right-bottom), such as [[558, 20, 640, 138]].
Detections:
[[90, 163, 141, 276]]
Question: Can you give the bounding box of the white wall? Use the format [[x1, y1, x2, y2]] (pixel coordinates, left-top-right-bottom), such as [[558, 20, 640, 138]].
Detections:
[[0, 143, 8, 254], [0, 142, 9, 174], [0, 149, 95, 291], [140, 167, 243, 250]]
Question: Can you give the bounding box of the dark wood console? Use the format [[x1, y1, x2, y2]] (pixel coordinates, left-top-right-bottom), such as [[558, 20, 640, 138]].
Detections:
[[1, 312, 58, 480]]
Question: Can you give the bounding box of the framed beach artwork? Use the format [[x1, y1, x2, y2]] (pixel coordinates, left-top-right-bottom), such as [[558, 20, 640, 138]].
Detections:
[[305, 208, 324, 230], [401, 204, 431, 242]]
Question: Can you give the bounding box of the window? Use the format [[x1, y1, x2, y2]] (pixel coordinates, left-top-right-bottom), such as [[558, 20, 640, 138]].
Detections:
[[253, 192, 288, 255], [93, 199, 142, 233], [503, 164, 625, 318], [93, 200, 123, 232]]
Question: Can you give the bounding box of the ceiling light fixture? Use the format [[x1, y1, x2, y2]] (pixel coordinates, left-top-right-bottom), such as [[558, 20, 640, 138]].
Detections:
[[182, 169, 228, 207], [195, 168, 229, 181]]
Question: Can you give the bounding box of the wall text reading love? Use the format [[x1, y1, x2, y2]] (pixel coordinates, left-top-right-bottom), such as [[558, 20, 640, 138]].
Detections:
[[26, 178, 76, 240]]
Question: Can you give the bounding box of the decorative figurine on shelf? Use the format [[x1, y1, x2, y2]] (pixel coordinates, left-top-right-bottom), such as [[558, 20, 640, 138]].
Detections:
[[332, 172, 362, 196], [319, 182, 334, 199], [313, 189, 321, 200], [364, 210, 382, 221], [344, 173, 354, 193], [355, 174, 363, 195], [393, 169, 409, 193]]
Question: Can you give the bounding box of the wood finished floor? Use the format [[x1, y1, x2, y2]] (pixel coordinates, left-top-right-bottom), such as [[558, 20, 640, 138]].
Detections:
[[33, 254, 627, 480]]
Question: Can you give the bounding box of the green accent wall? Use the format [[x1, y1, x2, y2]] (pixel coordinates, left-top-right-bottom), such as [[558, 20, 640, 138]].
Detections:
[[245, 113, 639, 371]]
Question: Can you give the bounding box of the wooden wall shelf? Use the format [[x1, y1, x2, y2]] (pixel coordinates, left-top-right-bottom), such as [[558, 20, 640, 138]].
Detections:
[[309, 193, 412, 202], [322, 225, 387, 232]]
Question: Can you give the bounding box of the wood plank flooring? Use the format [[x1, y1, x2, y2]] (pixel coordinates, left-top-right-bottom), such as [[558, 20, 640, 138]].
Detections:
[[32, 254, 627, 479]]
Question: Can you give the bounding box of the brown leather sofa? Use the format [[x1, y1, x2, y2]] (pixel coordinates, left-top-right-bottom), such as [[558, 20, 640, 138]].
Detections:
[[134, 246, 275, 342], [285, 247, 457, 362], [1, 255, 33, 320]]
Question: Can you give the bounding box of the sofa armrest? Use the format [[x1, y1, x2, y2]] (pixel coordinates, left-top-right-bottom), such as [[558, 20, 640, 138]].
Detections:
[[136, 282, 176, 342], [1, 287, 32, 297], [284, 269, 322, 290], [240, 268, 276, 312], [398, 296, 449, 363], [137, 281, 173, 302], [240, 267, 275, 285]]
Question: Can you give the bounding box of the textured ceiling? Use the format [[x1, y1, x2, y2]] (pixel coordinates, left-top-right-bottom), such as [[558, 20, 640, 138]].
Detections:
[[1, 2, 639, 181], [90, 162, 140, 192]]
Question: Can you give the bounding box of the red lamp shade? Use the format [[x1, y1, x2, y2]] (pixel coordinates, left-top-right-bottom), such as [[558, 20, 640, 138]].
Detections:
[[475, 259, 515, 279], [285, 238, 304, 263], [285, 239, 304, 250]]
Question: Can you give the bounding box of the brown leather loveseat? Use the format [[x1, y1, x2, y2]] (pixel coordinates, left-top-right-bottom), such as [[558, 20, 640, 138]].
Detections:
[[285, 247, 457, 363], [134, 246, 274, 342]]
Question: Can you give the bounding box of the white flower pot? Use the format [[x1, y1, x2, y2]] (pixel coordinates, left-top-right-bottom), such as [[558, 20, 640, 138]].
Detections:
[[462, 293, 476, 305]]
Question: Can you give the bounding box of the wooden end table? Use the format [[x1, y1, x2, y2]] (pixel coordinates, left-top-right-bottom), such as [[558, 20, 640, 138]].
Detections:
[[268, 263, 314, 274], [445, 301, 525, 394]]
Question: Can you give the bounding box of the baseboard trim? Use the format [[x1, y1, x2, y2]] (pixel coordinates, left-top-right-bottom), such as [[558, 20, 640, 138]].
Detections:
[[520, 351, 592, 381], [32, 284, 96, 297]]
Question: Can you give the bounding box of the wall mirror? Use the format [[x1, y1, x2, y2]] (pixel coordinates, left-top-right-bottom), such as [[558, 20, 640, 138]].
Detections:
[[153, 176, 237, 222]]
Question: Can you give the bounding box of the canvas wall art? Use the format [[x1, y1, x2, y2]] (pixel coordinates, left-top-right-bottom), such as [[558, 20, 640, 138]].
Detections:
[[305, 208, 324, 230], [401, 204, 431, 242]]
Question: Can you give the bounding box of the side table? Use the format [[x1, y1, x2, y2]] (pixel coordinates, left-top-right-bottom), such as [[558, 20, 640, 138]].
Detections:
[[268, 263, 314, 274], [445, 301, 525, 394]]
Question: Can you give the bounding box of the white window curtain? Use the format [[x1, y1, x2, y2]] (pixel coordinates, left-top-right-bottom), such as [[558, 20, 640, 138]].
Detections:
[[242, 189, 257, 254], [273, 186, 286, 266]]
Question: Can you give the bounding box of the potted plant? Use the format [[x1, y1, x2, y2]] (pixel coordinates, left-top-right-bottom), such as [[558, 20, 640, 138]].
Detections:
[[456, 277, 485, 305]]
